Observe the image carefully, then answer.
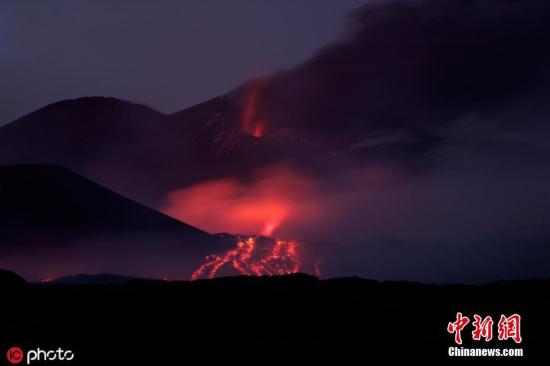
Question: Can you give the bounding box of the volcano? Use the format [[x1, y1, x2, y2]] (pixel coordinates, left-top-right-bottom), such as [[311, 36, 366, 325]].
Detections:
[[1, 0, 550, 285], [0, 96, 310, 209]]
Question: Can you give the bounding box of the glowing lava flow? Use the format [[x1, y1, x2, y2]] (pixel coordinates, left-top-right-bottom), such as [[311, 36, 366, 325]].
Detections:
[[191, 235, 302, 280], [241, 85, 266, 137]]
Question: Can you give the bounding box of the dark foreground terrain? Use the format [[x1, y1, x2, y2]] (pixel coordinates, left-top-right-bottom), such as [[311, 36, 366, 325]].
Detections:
[[0, 270, 548, 364]]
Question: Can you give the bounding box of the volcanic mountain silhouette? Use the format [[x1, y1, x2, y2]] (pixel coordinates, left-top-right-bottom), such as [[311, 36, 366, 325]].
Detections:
[[0, 96, 304, 208], [1, 1, 549, 212], [0, 165, 230, 281]]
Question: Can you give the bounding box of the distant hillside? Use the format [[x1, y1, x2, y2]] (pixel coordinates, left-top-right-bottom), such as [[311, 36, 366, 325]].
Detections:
[[0, 165, 230, 281], [0, 269, 29, 289], [48, 273, 139, 285]]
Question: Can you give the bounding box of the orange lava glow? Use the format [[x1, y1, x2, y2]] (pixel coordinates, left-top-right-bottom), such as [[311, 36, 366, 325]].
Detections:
[[162, 166, 329, 280], [241, 84, 266, 137], [162, 166, 322, 238], [191, 235, 302, 280]]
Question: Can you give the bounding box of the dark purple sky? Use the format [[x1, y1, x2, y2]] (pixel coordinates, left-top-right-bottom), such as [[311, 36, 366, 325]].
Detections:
[[0, 0, 366, 125]]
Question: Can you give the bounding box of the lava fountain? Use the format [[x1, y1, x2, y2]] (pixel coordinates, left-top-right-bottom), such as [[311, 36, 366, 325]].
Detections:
[[241, 83, 266, 137]]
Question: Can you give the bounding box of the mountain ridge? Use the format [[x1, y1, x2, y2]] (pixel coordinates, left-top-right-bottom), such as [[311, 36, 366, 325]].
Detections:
[[0, 164, 230, 281]]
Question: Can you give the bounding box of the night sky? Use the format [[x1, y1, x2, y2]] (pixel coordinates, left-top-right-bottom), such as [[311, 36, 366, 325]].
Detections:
[[0, 0, 364, 125]]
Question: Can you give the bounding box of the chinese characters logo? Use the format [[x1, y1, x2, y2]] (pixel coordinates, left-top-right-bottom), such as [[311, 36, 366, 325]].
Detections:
[[447, 313, 522, 344]]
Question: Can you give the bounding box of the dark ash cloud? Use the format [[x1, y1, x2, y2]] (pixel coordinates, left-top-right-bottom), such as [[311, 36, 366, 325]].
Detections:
[[255, 0, 550, 147]]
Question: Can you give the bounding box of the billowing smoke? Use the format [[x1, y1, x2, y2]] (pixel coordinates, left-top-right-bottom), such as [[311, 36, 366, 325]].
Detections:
[[162, 165, 327, 238], [253, 0, 550, 145], [162, 0, 550, 282]]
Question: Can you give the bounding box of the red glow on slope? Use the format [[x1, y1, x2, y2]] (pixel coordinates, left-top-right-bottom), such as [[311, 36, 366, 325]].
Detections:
[[191, 235, 302, 280], [162, 166, 328, 280], [162, 166, 321, 238], [241, 85, 266, 137], [261, 212, 285, 236]]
